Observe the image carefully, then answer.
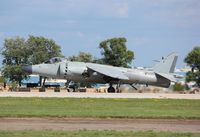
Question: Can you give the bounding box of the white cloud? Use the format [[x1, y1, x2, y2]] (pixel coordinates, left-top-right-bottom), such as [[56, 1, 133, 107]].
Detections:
[[76, 31, 84, 38], [0, 32, 5, 38], [93, 0, 129, 18], [128, 0, 200, 28], [3, 0, 129, 18], [116, 3, 129, 17], [131, 36, 151, 46], [99, 1, 129, 18], [64, 20, 77, 24]]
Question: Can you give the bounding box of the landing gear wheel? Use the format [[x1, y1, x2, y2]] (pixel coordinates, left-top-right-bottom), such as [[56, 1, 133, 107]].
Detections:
[[67, 88, 74, 92], [108, 86, 115, 93]]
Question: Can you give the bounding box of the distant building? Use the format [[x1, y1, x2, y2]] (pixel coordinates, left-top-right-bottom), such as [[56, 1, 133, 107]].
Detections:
[[180, 66, 191, 72], [22, 75, 67, 87], [175, 66, 193, 85]]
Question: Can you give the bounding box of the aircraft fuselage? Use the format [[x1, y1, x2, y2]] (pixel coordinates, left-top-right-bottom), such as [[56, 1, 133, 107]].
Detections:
[[27, 61, 170, 88]]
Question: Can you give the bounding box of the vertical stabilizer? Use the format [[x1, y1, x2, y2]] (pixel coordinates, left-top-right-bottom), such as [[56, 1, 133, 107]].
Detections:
[[153, 53, 178, 74]]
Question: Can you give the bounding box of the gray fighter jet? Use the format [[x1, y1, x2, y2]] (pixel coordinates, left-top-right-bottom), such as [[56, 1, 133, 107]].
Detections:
[[23, 53, 178, 92]]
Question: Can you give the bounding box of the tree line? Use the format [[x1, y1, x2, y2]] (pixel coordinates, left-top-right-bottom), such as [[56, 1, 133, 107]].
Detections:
[[0, 35, 200, 88], [0, 36, 134, 86]]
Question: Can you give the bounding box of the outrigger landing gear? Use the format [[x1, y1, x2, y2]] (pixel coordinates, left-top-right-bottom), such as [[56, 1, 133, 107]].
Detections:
[[107, 83, 115, 93], [116, 82, 121, 93], [130, 84, 138, 90]]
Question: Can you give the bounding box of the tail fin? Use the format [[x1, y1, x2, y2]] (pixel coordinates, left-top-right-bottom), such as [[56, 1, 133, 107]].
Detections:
[[153, 53, 178, 74]]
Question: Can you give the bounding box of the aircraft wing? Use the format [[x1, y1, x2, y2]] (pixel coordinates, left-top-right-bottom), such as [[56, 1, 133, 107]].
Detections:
[[86, 63, 129, 80]]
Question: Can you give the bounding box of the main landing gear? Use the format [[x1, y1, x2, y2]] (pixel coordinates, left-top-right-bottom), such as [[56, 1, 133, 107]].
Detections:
[[108, 83, 115, 93], [107, 83, 121, 93]]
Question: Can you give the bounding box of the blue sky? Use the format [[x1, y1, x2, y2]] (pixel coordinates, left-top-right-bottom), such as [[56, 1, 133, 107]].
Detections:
[[0, 0, 200, 68]]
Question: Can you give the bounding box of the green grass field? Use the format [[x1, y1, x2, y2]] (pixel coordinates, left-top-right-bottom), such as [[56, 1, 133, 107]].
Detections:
[[0, 130, 200, 137], [0, 97, 200, 119]]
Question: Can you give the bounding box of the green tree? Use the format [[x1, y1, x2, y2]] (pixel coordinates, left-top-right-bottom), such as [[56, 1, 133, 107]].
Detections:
[[99, 37, 134, 68], [27, 35, 62, 64], [0, 75, 7, 88], [1, 37, 29, 86], [1, 36, 63, 87], [184, 46, 200, 87], [68, 52, 94, 62]]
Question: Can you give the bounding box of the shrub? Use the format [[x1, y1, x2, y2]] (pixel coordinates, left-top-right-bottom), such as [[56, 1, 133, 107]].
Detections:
[[173, 83, 185, 91]]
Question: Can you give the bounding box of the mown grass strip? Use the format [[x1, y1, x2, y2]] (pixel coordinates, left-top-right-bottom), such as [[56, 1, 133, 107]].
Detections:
[[0, 130, 199, 137], [0, 97, 200, 119]]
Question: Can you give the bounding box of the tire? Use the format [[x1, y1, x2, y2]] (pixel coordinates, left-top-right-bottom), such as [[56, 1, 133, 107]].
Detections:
[[67, 88, 74, 92], [108, 87, 115, 93]]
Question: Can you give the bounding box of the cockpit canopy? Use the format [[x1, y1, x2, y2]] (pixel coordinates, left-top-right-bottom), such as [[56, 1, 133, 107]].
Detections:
[[44, 57, 66, 64]]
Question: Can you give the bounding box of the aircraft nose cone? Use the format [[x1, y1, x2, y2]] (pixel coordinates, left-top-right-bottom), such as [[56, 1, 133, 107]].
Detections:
[[22, 65, 32, 73]]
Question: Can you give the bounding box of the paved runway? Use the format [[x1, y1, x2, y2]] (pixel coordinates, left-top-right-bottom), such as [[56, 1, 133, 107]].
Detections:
[[0, 118, 200, 133], [0, 92, 200, 99]]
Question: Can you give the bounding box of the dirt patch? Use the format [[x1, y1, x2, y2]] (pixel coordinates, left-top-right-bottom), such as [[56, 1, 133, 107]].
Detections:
[[0, 117, 200, 133]]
